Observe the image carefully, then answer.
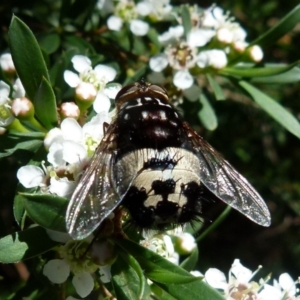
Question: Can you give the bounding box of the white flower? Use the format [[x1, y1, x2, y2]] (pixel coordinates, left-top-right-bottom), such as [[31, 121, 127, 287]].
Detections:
[[187, 28, 216, 48], [43, 239, 112, 298], [137, 0, 172, 20], [259, 273, 299, 300], [205, 259, 262, 299], [149, 41, 198, 90], [64, 55, 116, 111], [106, 0, 150, 36], [141, 232, 179, 265]]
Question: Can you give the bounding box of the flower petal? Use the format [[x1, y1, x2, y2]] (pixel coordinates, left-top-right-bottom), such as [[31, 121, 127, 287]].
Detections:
[[205, 268, 227, 290], [71, 55, 91, 73], [99, 265, 112, 283], [130, 19, 149, 36], [47, 142, 64, 167], [0, 80, 10, 104], [49, 177, 76, 198], [94, 65, 117, 82], [149, 54, 168, 72], [107, 15, 123, 31], [173, 70, 193, 90], [279, 273, 296, 295], [93, 92, 111, 113], [17, 165, 45, 188], [72, 272, 94, 298], [230, 259, 252, 282], [62, 141, 87, 165], [43, 259, 70, 284], [64, 70, 81, 88], [60, 118, 83, 142]]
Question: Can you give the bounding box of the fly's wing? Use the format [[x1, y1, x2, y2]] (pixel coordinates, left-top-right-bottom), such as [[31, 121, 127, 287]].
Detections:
[[66, 123, 121, 240], [183, 122, 271, 226]]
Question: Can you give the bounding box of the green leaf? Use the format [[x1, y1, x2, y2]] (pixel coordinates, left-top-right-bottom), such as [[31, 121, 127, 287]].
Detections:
[[13, 194, 27, 228], [39, 33, 61, 54], [21, 193, 68, 232], [115, 239, 224, 300], [151, 284, 177, 300], [250, 4, 300, 47], [198, 94, 218, 131], [181, 5, 192, 39], [0, 226, 58, 263], [0, 140, 43, 158], [206, 74, 226, 100], [180, 247, 199, 272], [34, 77, 58, 129], [220, 61, 299, 78], [112, 253, 151, 300], [8, 16, 50, 101], [251, 66, 300, 83], [239, 81, 300, 139]]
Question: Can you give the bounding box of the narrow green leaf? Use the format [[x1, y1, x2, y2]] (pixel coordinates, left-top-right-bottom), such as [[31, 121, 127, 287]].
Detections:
[[251, 66, 300, 83], [8, 16, 50, 101], [181, 5, 192, 39], [239, 81, 300, 139], [0, 140, 43, 158], [21, 193, 68, 232], [220, 61, 299, 78], [13, 194, 26, 228], [146, 267, 199, 284], [34, 77, 58, 129], [250, 4, 300, 47], [115, 239, 224, 300], [0, 226, 58, 263], [206, 74, 226, 100], [198, 94, 218, 131], [151, 284, 177, 300], [180, 247, 199, 272]]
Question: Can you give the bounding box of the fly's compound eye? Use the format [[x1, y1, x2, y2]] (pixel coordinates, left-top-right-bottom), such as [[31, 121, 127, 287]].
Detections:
[[115, 83, 139, 105]]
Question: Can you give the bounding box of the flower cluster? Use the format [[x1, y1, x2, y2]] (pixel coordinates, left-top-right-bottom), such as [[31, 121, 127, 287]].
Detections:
[[202, 259, 300, 300], [43, 234, 113, 298], [98, 0, 172, 36], [149, 5, 263, 90]]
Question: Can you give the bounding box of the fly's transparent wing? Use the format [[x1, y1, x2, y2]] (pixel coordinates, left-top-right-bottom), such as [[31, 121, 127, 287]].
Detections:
[[66, 124, 121, 240], [183, 122, 271, 226]]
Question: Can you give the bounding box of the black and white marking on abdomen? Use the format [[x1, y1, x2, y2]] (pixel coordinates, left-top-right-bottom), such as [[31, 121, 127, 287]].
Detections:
[[114, 147, 206, 228]]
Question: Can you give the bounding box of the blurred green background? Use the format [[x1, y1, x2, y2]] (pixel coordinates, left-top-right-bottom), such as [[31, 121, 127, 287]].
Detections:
[[0, 0, 300, 290]]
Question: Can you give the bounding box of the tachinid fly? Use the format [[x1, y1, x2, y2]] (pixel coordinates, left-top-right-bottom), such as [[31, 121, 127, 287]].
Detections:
[[66, 81, 271, 240]]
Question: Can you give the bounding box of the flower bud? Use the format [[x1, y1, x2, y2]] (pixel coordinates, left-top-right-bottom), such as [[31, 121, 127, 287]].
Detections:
[[174, 232, 196, 255], [59, 102, 80, 120], [11, 97, 34, 119], [75, 82, 97, 112], [248, 45, 263, 63], [90, 239, 117, 266]]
